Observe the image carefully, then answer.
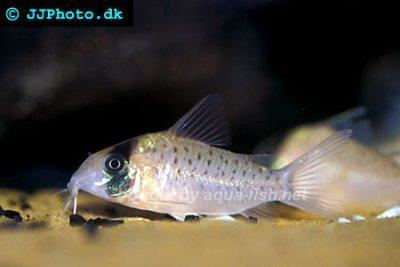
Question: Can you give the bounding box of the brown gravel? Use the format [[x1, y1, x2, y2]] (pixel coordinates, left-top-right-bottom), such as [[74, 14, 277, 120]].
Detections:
[[0, 189, 399, 267]]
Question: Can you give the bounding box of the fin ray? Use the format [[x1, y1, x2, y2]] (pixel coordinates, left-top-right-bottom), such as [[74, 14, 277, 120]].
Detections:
[[241, 203, 277, 219], [325, 106, 373, 143], [279, 129, 352, 219], [168, 94, 232, 147]]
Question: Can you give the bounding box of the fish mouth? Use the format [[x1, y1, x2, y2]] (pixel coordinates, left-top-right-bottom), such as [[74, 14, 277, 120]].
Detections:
[[65, 170, 110, 214], [64, 172, 90, 214]]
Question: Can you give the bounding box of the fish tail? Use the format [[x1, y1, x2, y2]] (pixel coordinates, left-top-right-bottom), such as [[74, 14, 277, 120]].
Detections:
[[278, 129, 352, 219]]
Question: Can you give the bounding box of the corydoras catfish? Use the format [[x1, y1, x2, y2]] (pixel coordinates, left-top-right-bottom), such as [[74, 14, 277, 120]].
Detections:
[[258, 123, 400, 220], [66, 95, 351, 221]]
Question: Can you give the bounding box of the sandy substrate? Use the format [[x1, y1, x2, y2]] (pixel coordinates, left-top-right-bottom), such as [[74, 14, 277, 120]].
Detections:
[[0, 188, 399, 267]]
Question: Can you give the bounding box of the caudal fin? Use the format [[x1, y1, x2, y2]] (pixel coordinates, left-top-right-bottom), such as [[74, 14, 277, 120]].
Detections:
[[279, 129, 352, 219]]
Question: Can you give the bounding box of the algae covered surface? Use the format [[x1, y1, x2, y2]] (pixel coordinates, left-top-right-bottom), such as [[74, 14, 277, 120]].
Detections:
[[0, 189, 399, 267]]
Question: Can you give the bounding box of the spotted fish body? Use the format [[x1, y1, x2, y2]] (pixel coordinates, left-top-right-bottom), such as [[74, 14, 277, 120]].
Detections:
[[66, 95, 352, 220], [123, 132, 283, 216]]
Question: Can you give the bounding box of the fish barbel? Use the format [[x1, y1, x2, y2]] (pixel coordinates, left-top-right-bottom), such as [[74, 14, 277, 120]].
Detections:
[[66, 95, 351, 221]]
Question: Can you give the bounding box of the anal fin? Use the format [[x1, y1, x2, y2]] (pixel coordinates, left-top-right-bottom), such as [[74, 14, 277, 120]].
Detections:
[[241, 203, 278, 220]]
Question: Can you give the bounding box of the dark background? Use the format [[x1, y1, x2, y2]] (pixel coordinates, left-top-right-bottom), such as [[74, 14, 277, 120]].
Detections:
[[0, 0, 399, 191]]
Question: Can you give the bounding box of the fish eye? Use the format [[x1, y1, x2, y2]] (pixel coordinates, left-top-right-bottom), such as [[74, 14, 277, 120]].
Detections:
[[105, 155, 125, 172]]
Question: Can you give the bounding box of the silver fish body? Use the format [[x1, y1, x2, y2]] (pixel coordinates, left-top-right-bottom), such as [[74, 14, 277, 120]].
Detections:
[[123, 132, 283, 216], [66, 95, 351, 220]]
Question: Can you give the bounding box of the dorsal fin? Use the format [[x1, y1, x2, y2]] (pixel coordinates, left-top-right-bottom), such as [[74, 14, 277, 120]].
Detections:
[[326, 106, 368, 129], [168, 94, 232, 147], [250, 154, 274, 167], [325, 106, 373, 143]]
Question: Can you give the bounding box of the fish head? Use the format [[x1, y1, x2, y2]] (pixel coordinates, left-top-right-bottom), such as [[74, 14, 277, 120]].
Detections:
[[66, 139, 138, 210]]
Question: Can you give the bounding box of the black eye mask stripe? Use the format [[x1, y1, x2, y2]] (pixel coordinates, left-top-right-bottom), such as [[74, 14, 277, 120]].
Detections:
[[108, 139, 135, 159], [105, 138, 138, 197]]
